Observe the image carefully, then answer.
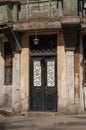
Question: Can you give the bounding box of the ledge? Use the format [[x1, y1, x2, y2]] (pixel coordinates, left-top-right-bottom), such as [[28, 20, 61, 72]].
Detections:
[[60, 17, 80, 25], [0, 0, 20, 5], [13, 21, 61, 31]]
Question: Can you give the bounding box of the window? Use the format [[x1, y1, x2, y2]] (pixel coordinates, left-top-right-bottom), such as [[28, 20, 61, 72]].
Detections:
[[83, 0, 86, 9], [30, 34, 57, 54], [4, 42, 12, 85], [78, 0, 86, 16]]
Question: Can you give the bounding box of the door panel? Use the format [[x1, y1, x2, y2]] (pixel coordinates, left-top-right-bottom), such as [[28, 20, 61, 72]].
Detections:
[[30, 58, 44, 111], [45, 58, 57, 111], [30, 56, 57, 111]]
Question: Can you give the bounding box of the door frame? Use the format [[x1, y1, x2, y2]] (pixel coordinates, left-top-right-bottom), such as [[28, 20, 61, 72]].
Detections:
[[29, 33, 57, 111]]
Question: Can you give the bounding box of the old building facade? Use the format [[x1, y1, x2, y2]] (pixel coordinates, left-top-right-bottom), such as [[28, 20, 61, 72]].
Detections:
[[0, 0, 86, 114]]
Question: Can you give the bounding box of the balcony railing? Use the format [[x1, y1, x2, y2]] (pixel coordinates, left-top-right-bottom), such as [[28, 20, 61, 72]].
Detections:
[[78, 0, 86, 17], [18, 0, 64, 22]]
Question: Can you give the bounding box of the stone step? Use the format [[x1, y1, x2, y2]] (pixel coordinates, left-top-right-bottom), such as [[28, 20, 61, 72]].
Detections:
[[27, 112, 58, 117]]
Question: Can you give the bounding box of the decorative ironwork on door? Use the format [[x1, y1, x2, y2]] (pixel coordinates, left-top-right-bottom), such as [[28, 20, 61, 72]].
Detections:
[[30, 34, 57, 54], [33, 60, 41, 87], [47, 60, 55, 87]]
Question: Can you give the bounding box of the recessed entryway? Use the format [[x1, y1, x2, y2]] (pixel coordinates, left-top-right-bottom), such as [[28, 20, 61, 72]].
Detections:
[[30, 34, 57, 111]]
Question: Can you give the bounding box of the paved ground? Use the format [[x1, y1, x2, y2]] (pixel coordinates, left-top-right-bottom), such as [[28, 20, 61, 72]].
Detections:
[[0, 112, 86, 130]]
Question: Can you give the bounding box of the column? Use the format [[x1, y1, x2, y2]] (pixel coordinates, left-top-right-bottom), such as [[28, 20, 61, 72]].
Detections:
[[66, 51, 74, 104], [12, 53, 21, 112], [57, 31, 67, 112], [21, 33, 29, 112]]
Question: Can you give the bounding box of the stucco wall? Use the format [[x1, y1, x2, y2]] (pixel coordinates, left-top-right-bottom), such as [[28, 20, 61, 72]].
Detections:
[[0, 40, 21, 113], [57, 31, 67, 112], [63, 0, 77, 16], [12, 53, 21, 113], [0, 40, 5, 109], [20, 33, 29, 112]]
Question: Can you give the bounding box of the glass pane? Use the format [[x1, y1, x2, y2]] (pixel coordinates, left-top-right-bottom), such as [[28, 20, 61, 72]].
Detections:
[[33, 60, 41, 86], [47, 60, 55, 87]]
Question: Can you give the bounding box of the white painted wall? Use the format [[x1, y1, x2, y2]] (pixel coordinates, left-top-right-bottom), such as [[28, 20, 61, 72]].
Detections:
[[20, 34, 29, 112], [12, 53, 21, 112], [57, 32, 67, 112], [80, 34, 84, 112], [66, 51, 74, 104], [0, 41, 4, 109]]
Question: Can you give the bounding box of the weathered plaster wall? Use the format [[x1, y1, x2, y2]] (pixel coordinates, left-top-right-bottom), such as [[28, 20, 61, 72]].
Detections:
[[12, 4, 18, 22], [80, 34, 84, 112], [0, 40, 4, 108], [21, 33, 29, 112], [74, 51, 80, 106], [0, 38, 21, 113], [57, 31, 67, 112], [57, 31, 83, 114], [12, 53, 21, 112], [0, 5, 8, 23], [66, 51, 76, 113], [66, 51, 74, 104], [0, 41, 12, 111], [75, 34, 86, 113], [0, 3, 19, 23], [4, 85, 12, 111], [19, 0, 63, 21], [63, 0, 77, 16]]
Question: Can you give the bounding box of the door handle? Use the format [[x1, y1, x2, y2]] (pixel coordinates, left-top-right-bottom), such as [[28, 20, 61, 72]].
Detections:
[[41, 57, 45, 67]]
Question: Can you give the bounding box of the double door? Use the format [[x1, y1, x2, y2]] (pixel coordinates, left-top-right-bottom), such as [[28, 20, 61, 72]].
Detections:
[[30, 56, 57, 111]]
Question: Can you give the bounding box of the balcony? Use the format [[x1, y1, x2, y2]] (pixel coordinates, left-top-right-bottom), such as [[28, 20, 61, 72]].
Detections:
[[0, 1, 20, 24], [18, 0, 64, 22]]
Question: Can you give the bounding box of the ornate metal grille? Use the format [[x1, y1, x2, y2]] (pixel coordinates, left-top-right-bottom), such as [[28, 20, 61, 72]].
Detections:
[[30, 34, 57, 54], [33, 60, 41, 86], [47, 60, 55, 87]]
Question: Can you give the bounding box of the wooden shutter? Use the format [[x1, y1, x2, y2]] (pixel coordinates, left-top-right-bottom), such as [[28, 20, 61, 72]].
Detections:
[[4, 42, 12, 85]]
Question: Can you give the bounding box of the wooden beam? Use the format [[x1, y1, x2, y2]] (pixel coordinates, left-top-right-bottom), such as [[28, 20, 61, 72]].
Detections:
[[13, 21, 61, 31]]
